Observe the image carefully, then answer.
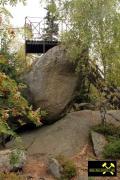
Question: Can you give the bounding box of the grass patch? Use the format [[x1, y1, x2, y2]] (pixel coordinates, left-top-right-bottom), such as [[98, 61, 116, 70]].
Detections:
[[0, 173, 25, 180], [92, 123, 120, 138], [103, 139, 120, 159], [92, 123, 120, 159], [56, 155, 77, 180]]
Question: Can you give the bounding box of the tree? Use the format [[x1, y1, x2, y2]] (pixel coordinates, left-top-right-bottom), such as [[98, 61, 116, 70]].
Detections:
[[47, 0, 120, 110], [60, 0, 120, 86], [42, 0, 59, 41]]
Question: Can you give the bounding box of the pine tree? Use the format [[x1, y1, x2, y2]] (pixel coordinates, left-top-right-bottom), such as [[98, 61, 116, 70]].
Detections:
[[43, 0, 59, 41]]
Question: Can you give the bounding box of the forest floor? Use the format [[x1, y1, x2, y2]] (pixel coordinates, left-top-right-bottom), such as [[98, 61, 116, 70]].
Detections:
[[21, 143, 120, 180], [2, 142, 120, 180]]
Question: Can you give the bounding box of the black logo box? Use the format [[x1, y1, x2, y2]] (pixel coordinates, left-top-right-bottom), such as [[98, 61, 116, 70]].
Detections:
[[88, 161, 117, 177]]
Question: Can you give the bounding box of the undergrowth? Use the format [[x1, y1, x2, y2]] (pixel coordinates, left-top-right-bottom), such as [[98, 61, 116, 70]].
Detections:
[[92, 123, 120, 138], [103, 139, 120, 159], [56, 155, 77, 180], [92, 123, 120, 159]]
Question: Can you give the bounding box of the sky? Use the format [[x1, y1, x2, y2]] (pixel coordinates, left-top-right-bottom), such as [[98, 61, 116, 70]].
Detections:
[[7, 0, 46, 28]]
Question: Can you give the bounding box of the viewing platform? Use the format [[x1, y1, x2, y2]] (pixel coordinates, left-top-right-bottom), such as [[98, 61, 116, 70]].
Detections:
[[25, 40, 59, 53]]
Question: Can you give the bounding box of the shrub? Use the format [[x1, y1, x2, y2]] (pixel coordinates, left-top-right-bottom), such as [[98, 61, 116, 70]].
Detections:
[[56, 155, 77, 180], [0, 72, 44, 142], [0, 0, 46, 146], [92, 123, 120, 159], [62, 161, 77, 180], [103, 139, 120, 159]]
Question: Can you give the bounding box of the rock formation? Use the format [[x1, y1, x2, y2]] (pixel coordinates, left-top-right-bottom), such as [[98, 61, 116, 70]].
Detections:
[[22, 46, 81, 122]]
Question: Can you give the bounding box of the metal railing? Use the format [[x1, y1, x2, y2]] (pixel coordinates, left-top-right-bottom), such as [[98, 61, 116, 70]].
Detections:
[[25, 16, 72, 41]]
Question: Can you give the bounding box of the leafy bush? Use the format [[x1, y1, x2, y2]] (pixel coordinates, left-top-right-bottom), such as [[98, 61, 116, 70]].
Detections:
[[103, 139, 120, 159], [56, 155, 77, 180], [0, 72, 43, 141], [0, 34, 46, 145], [0, 52, 17, 80], [62, 161, 77, 180], [0, 0, 44, 146]]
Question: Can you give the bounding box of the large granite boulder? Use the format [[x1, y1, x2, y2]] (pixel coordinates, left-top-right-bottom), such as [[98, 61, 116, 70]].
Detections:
[[7, 110, 100, 157], [7, 110, 120, 159], [22, 46, 81, 122]]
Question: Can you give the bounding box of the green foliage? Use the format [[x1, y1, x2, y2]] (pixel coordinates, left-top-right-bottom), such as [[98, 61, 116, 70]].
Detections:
[[92, 123, 120, 158], [53, 0, 120, 106], [59, 0, 120, 86], [12, 136, 24, 150], [88, 85, 101, 106], [0, 0, 46, 142], [56, 155, 77, 180], [0, 52, 17, 80], [24, 23, 33, 40], [0, 71, 42, 139], [10, 149, 21, 167], [103, 139, 120, 159], [92, 123, 120, 138], [14, 45, 33, 75], [62, 161, 77, 180], [42, 0, 59, 41]]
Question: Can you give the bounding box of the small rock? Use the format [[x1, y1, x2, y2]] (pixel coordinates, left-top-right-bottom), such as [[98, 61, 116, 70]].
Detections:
[[91, 131, 108, 158], [48, 158, 63, 179], [0, 149, 26, 172]]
